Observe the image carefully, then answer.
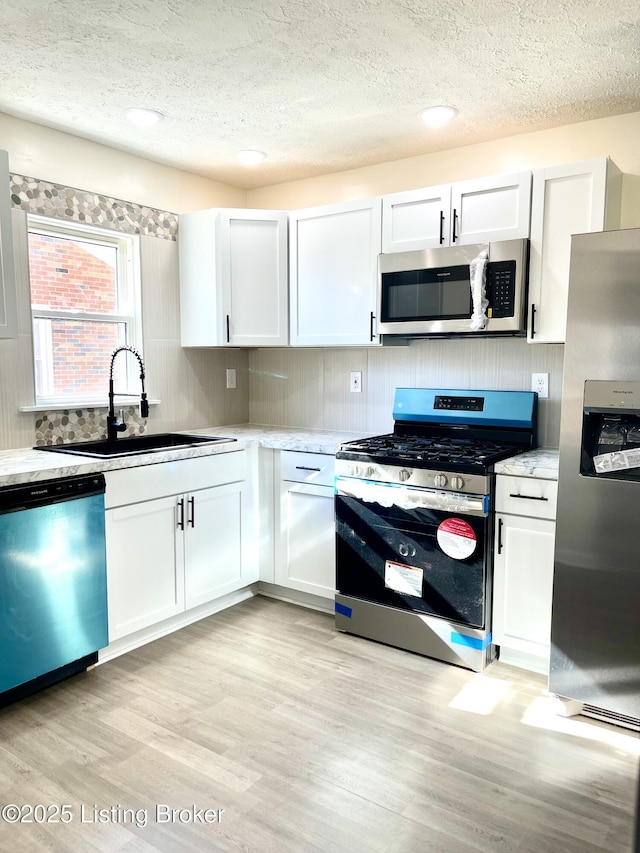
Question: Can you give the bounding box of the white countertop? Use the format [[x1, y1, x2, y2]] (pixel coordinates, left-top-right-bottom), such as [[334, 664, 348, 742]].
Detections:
[[0, 424, 372, 487], [494, 448, 559, 480], [186, 424, 371, 455], [0, 426, 559, 487]]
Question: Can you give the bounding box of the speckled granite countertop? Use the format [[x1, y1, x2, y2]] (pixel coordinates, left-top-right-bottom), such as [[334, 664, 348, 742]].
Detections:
[[0, 425, 372, 487], [494, 448, 559, 480]]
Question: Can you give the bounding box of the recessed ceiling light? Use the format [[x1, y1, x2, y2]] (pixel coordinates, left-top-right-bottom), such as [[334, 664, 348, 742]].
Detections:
[[237, 149, 267, 166], [418, 105, 459, 128], [125, 108, 164, 128]]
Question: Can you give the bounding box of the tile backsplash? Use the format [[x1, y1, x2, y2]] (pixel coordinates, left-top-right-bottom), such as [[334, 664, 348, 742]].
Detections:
[[34, 406, 146, 446], [248, 338, 565, 448], [1, 181, 249, 452], [10, 173, 177, 240]]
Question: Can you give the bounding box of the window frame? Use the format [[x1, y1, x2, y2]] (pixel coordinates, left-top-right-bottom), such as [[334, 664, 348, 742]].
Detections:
[[27, 214, 143, 408]]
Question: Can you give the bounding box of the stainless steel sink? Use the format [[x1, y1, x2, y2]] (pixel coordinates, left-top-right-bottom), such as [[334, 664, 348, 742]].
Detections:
[[35, 433, 236, 459]]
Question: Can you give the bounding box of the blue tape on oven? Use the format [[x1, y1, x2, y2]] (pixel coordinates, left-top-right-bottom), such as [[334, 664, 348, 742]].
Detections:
[[451, 631, 492, 650], [335, 602, 353, 618]]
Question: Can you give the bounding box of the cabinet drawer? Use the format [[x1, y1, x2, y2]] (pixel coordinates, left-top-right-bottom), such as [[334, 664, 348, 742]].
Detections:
[[105, 450, 247, 508], [280, 451, 335, 487], [495, 475, 558, 519]]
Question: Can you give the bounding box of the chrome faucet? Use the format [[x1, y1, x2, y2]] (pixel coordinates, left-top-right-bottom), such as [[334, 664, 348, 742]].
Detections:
[[107, 345, 149, 442]]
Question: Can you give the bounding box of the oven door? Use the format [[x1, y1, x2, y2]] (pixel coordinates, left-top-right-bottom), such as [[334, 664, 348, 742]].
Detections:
[[335, 477, 490, 628]]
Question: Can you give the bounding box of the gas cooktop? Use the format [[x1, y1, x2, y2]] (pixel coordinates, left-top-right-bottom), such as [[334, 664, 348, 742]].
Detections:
[[337, 387, 538, 477], [337, 432, 525, 472]]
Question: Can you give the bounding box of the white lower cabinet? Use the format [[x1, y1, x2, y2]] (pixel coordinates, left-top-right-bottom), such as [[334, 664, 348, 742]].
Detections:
[[105, 451, 257, 641], [184, 481, 247, 609], [492, 475, 558, 674], [274, 450, 336, 600], [106, 495, 185, 638]]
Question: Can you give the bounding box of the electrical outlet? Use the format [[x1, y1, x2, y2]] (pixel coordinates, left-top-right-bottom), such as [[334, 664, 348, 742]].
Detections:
[[531, 372, 549, 399], [226, 368, 237, 389], [350, 371, 362, 393]]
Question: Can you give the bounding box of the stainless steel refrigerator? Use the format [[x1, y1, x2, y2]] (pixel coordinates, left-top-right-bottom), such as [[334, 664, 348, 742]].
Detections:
[[550, 227, 640, 726]]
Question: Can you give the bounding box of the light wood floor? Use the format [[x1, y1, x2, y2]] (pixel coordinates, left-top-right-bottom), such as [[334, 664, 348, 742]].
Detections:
[[0, 596, 638, 852]]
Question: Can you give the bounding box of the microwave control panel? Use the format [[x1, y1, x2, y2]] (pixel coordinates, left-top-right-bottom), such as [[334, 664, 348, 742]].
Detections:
[[486, 260, 516, 318]]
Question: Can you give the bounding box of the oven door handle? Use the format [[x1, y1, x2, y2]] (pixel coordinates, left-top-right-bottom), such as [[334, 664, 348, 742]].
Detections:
[[335, 477, 489, 517]]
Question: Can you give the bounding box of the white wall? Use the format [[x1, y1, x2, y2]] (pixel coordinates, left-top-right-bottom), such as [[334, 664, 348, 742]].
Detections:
[[248, 340, 563, 448], [0, 112, 245, 213], [246, 111, 640, 228], [0, 115, 249, 450], [4, 108, 640, 450], [245, 110, 640, 447]]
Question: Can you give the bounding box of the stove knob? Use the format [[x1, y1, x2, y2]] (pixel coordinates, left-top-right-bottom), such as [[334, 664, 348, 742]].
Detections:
[[349, 464, 361, 477], [434, 473, 448, 488], [450, 475, 465, 491], [397, 468, 411, 482], [364, 466, 376, 479]]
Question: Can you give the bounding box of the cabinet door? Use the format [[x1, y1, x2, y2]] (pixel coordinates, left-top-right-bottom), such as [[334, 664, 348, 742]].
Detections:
[[451, 172, 531, 245], [106, 496, 184, 640], [0, 150, 17, 339], [218, 209, 289, 346], [289, 198, 382, 346], [184, 482, 257, 608], [381, 184, 451, 252], [527, 158, 619, 343], [493, 513, 556, 668], [179, 207, 287, 347], [275, 481, 336, 598]]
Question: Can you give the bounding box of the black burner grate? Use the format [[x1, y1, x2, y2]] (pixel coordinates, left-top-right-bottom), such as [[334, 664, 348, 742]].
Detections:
[[339, 432, 524, 471]]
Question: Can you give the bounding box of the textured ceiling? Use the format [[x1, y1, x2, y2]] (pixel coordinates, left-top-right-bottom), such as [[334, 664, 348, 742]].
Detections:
[[0, 1, 639, 190]]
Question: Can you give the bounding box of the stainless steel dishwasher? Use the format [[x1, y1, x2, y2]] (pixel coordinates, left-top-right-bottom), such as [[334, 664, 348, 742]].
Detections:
[[0, 473, 108, 705]]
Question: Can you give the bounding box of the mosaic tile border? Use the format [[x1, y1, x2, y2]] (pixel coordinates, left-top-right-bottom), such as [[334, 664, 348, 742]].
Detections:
[[35, 407, 147, 446], [9, 173, 178, 241]]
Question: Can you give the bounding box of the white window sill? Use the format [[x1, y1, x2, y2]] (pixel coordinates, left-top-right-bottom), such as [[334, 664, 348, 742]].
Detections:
[[19, 398, 161, 414]]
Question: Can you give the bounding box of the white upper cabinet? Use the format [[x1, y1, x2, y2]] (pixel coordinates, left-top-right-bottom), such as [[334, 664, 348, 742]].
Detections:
[[179, 207, 288, 347], [451, 172, 532, 245], [0, 150, 17, 340], [381, 184, 451, 253], [381, 172, 531, 253], [289, 198, 382, 346], [527, 157, 622, 343]]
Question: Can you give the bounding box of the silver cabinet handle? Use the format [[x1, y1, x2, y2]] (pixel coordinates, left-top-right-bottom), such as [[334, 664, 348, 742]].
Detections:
[[509, 493, 549, 501]]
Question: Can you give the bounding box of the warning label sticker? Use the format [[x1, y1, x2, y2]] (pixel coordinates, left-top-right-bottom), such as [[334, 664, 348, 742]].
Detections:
[[437, 517, 477, 560], [594, 447, 640, 473], [384, 560, 423, 597]]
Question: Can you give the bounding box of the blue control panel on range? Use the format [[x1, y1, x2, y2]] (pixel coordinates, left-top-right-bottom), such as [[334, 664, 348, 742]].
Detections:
[[393, 387, 538, 431]]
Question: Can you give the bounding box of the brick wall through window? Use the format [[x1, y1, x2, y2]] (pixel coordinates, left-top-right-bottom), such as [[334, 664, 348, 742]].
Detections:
[[29, 232, 128, 399]]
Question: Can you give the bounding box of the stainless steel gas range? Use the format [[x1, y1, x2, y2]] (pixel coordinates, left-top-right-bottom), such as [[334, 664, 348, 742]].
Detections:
[[334, 387, 538, 672]]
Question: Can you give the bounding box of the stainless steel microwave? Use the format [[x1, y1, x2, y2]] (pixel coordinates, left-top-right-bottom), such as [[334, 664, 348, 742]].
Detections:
[[377, 238, 529, 338]]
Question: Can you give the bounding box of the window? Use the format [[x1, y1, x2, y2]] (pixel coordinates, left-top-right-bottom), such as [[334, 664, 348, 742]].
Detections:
[[28, 216, 142, 406]]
